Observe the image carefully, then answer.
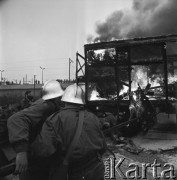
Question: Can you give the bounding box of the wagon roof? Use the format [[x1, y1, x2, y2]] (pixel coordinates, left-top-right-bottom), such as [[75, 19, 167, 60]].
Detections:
[[84, 34, 177, 50]]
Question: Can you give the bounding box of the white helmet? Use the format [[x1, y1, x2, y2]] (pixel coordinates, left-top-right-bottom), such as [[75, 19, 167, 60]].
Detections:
[[42, 80, 64, 100], [61, 83, 85, 104], [77, 82, 85, 93]]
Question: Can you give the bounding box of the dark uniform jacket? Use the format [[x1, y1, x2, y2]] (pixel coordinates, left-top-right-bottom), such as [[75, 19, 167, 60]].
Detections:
[[31, 105, 106, 164], [7, 98, 58, 153]]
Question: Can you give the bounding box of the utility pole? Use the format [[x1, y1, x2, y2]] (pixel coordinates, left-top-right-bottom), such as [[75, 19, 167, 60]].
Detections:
[[40, 66, 45, 84], [0, 70, 4, 84], [26, 74, 28, 84], [69, 58, 73, 82], [34, 75, 36, 98]]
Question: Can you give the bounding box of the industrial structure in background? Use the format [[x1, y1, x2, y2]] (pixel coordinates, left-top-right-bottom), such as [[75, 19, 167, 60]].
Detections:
[[76, 34, 177, 135]]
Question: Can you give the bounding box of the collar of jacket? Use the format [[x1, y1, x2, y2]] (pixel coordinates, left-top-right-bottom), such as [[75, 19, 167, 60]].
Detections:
[[61, 104, 84, 111]]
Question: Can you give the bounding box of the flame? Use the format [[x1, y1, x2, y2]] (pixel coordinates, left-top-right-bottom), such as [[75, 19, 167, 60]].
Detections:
[[120, 85, 129, 95], [90, 89, 100, 100], [131, 67, 149, 90], [89, 89, 107, 101], [132, 92, 137, 101], [89, 66, 177, 101], [149, 77, 161, 87], [168, 73, 177, 84]]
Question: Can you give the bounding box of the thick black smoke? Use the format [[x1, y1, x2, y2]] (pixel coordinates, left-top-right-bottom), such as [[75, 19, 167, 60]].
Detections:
[[0, 0, 7, 4], [91, 0, 177, 42]]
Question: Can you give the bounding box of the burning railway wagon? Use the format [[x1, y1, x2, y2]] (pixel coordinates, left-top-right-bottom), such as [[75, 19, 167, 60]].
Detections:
[[76, 34, 177, 135]]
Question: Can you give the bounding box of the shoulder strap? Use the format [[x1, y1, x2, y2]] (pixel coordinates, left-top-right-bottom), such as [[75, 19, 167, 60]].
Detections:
[[63, 110, 84, 165]]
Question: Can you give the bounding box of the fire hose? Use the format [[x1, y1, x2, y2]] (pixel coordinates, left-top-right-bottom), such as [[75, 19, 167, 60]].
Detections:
[[0, 162, 35, 177], [103, 117, 138, 134], [0, 162, 16, 177]]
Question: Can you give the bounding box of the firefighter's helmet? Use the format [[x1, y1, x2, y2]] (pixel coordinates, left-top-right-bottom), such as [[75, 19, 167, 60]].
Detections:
[[42, 80, 64, 100], [77, 82, 85, 93], [61, 83, 85, 104]]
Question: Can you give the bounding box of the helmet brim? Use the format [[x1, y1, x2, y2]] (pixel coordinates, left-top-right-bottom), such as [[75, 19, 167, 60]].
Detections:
[[42, 90, 64, 100]]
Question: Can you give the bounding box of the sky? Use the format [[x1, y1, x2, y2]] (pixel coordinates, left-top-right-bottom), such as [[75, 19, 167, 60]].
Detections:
[[0, 0, 133, 83]]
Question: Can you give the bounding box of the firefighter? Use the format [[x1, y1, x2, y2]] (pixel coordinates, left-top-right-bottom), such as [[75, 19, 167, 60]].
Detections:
[[7, 80, 64, 179], [32, 83, 106, 180], [20, 91, 34, 109]]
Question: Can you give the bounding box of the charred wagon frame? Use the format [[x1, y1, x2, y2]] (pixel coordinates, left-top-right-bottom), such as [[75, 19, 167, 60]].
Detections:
[[76, 35, 177, 132]]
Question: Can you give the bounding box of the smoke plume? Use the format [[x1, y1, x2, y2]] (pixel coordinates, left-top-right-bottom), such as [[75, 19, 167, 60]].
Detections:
[[91, 0, 177, 42]]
